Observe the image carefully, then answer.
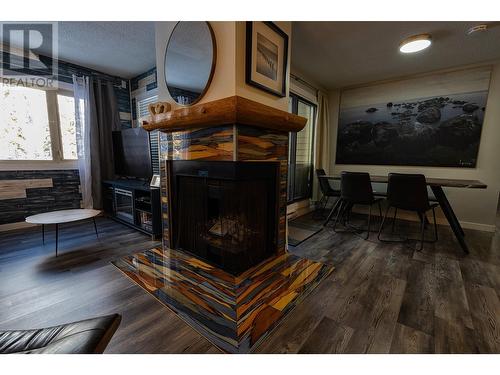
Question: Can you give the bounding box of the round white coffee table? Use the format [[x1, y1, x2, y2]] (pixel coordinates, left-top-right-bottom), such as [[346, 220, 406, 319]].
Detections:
[[26, 209, 101, 256]]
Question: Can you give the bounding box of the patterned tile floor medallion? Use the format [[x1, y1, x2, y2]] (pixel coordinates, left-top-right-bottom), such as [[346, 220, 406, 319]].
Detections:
[[112, 247, 334, 353]]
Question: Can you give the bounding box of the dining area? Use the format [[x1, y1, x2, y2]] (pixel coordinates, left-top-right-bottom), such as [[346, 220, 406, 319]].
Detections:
[[316, 169, 488, 254], [282, 21, 500, 355]]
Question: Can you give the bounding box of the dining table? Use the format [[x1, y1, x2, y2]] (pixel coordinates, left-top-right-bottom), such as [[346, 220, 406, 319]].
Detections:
[[319, 175, 488, 254]]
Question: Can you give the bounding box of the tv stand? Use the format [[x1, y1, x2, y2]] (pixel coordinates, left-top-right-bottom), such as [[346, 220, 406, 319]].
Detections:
[[102, 179, 161, 239]]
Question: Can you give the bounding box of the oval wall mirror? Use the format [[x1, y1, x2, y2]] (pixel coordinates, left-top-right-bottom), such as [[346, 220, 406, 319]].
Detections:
[[164, 21, 217, 106]]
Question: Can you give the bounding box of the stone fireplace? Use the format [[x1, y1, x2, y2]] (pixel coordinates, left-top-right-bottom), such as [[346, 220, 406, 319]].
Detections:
[[112, 95, 335, 353], [168, 160, 279, 274], [160, 125, 287, 274], [151, 96, 304, 274]]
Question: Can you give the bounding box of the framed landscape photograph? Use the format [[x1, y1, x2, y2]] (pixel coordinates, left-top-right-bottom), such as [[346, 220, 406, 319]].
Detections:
[[336, 67, 492, 168], [245, 21, 288, 97]]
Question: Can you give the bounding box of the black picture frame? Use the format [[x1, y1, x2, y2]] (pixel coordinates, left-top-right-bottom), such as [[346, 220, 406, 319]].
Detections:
[[245, 21, 288, 97]]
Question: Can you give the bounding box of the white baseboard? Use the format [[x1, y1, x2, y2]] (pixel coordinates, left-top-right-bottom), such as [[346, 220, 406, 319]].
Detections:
[[0, 221, 38, 232], [349, 206, 497, 233], [459, 221, 496, 233]]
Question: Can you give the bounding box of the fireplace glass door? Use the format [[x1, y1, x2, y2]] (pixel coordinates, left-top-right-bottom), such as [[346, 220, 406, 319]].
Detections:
[[170, 161, 278, 275]]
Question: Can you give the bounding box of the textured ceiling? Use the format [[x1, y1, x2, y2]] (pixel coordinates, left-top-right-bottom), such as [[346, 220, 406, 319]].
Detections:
[[5, 21, 499, 86], [57, 22, 156, 78], [292, 21, 500, 90], [18, 22, 157, 79]]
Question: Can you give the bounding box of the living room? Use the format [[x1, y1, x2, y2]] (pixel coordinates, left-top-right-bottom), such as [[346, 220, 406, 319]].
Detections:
[[1, 0, 500, 373]]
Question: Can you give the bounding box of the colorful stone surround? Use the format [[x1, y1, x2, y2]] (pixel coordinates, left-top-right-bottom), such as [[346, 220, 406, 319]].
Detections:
[[158, 125, 289, 254], [112, 247, 334, 353]]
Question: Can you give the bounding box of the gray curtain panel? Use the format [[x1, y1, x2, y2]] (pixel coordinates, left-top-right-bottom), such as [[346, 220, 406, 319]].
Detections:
[[312, 91, 331, 201], [88, 79, 121, 209]]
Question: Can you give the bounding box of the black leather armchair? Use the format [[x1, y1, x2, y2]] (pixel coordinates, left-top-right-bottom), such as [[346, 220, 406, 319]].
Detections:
[[0, 314, 121, 354]]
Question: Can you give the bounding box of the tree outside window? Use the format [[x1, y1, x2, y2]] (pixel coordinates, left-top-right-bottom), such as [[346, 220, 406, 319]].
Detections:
[[0, 84, 77, 162]]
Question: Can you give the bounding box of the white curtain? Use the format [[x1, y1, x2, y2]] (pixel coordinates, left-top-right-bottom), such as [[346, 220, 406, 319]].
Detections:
[[313, 91, 331, 201], [73, 75, 93, 209]]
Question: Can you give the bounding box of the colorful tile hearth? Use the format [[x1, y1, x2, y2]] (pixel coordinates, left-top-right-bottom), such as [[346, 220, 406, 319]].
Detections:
[[112, 247, 334, 353]]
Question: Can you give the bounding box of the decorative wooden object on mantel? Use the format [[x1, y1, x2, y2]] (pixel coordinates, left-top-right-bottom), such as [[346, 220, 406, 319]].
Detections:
[[142, 95, 307, 133], [147, 101, 172, 124]]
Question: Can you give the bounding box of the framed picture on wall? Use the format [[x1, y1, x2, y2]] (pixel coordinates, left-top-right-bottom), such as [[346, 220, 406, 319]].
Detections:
[[245, 21, 288, 97], [336, 66, 492, 168]]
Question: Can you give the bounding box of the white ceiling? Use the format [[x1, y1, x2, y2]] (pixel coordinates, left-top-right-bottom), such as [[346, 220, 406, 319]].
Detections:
[[292, 21, 500, 90], [8, 22, 156, 79], [5, 21, 499, 87], [57, 22, 156, 78]]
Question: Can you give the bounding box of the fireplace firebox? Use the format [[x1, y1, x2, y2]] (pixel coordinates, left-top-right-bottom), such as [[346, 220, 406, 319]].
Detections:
[[167, 160, 279, 275]]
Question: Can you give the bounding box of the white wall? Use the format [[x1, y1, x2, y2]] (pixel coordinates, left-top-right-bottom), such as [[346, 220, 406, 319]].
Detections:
[[155, 21, 292, 111], [327, 63, 500, 232], [155, 21, 237, 108], [235, 21, 291, 112]]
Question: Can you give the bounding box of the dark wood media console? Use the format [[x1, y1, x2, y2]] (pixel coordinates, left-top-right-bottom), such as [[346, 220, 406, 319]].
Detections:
[[102, 179, 161, 239]]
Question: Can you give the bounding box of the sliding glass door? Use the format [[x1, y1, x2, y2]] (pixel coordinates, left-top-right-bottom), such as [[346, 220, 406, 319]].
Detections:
[[288, 93, 316, 203]]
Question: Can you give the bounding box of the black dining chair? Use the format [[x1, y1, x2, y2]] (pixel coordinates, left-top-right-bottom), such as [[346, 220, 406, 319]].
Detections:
[[332, 172, 383, 239], [377, 173, 439, 251], [315, 169, 341, 219]]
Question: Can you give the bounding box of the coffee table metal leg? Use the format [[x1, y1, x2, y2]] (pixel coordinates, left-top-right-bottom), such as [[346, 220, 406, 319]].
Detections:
[[93, 217, 98, 238], [55, 223, 59, 257], [42, 224, 45, 244]]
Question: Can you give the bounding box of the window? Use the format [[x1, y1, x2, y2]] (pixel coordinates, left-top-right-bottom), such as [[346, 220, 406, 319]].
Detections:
[[57, 93, 77, 160], [0, 85, 52, 160], [0, 83, 77, 163], [288, 93, 316, 203], [136, 94, 158, 127], [136, 93, 160, 175]]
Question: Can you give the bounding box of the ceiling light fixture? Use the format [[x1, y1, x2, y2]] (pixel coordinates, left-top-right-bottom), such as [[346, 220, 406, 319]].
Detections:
[[399, 34, 432, 54]]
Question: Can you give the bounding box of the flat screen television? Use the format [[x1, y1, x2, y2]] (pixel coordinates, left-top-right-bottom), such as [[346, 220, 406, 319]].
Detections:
[[113, 128, 152, 180]]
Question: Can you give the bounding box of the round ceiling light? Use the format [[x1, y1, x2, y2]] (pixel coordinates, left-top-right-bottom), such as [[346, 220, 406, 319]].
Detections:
[[399, 34, 432, 54]]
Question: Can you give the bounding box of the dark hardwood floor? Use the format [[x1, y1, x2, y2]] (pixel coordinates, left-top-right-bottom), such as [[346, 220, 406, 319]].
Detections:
[[0, 218, 218, 353], [0, 212, 499, 353]]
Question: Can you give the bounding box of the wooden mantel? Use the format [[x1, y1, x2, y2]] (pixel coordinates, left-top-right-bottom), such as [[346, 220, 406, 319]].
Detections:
[[142, 95, 307, 133]]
